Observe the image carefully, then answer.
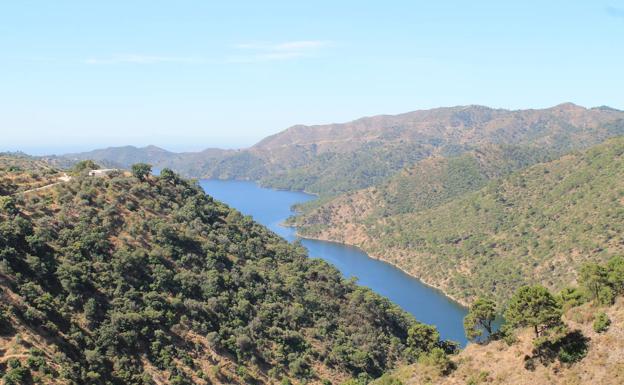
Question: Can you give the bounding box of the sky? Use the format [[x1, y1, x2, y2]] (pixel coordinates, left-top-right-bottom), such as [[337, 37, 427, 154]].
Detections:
[[1, 1, 623, 155]]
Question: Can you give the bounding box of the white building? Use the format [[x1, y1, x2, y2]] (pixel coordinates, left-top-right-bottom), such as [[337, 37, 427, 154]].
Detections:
[[88, 169, 119, 177]]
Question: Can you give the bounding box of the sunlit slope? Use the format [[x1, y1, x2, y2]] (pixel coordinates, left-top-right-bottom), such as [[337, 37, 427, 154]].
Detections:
[[295, 137, 624, 305], [0, 157, 446, 384]]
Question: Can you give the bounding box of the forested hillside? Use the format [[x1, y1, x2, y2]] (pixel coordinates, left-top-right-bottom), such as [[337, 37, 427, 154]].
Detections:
[[58, 104, 624, 196], [0, 159, 449, 384], [289, 144, 554, 223], [293, 137, 624, 305]]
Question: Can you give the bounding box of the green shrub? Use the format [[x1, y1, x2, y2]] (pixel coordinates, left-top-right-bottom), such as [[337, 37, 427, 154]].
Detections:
[[593, 312, 611, 333], [558, 287, 588, 309], [3, 361, 31, 385], [597, 286, 615, 305], [374, 374, 404, 385], [466, 371, 489, 385], [418, 347, 453, 375]]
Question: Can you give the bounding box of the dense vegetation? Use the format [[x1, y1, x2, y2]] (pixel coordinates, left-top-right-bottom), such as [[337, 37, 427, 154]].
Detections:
[[295, 137, 624, 305], [0, 160, 450, 384], [289, 143, 554, 227], [258, 142, 433, 195]]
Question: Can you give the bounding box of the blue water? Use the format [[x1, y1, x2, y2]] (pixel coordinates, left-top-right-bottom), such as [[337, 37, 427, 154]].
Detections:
[[200, 179, 469, 345]]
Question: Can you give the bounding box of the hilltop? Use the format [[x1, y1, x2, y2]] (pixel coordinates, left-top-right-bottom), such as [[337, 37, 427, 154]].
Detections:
[[49, 146, 236, 177], [0, 157, 447, 384], [292, 136, 624, 305]]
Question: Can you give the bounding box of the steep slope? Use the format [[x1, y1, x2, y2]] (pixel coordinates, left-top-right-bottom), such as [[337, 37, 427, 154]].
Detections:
[[56, 104, 624, 195], [0, 160, 445, 384], [294, 137, 624, 305]]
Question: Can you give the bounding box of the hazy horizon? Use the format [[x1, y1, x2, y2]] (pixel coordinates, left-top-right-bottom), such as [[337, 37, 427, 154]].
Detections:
[[6, 101, 622, 156], [2, 1, 624, 154]]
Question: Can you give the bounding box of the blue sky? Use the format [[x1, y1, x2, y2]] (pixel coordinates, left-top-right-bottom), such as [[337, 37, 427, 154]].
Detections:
[[1, 1, 623, 154]]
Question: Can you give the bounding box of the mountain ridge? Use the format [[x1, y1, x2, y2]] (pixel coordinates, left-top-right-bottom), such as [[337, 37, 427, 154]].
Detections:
[[48, 103, 624, 196]]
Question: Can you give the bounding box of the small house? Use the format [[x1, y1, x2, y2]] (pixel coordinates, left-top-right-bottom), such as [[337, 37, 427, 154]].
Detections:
[[88, 169, 119, 177]]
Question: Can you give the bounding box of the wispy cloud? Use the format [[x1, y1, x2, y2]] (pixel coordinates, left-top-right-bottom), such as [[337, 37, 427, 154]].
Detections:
[[228, 40, 332, 63], [84, 54, 204, 65], [84, 41, 332, 65], [606, 5, 624, 18]]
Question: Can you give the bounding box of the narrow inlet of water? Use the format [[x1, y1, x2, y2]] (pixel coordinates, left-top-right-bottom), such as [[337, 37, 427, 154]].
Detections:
[[200, 179, 469, 345]]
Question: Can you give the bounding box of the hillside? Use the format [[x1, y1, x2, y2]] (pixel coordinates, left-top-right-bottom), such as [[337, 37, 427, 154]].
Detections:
[[56, 104, 624, 195], [289, 143, 554, 223], [0, 153, 65, 196], [0, 158, 447, 384], [293, 137, 624, 305], [235, 103, 624, 195], [371, 297, 624, 385]]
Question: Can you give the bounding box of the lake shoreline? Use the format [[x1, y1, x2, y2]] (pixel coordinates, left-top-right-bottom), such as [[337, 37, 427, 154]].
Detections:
[[290, 227, 471, 308], [207, 177, 469, 308]]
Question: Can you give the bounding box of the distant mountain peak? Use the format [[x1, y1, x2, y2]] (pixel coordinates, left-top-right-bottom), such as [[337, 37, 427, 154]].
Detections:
[[551, 102, 586, 111], [592, 105, 622, 112], [143, 144, 167, 151]]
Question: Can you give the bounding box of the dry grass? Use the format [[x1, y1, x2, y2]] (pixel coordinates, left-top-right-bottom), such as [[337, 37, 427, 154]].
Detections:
[[379, 297, 624, 385]]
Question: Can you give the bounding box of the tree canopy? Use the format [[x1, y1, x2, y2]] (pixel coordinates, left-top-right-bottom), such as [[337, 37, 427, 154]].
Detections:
[[463, 297, 496, 342], [504, 285, 562, 338], [131, 162, 152, 181]]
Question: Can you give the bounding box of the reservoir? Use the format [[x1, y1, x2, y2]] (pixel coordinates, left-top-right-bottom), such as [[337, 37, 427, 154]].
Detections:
[[200, 179, 469, 345]]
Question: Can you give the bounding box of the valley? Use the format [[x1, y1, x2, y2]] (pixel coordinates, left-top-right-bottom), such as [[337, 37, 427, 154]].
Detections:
[[5, 2, 624, 383], [199, 179, 469, 345], [55, 103, 624, 307], [5, 103, 624, 384], [1, 157, 451, 384]]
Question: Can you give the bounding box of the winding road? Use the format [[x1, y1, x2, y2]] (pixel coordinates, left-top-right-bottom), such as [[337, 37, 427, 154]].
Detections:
[[16, 173, 72, 195]]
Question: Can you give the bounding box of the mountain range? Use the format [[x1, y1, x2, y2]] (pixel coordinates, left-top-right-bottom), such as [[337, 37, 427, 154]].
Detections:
[[45, 102, 624, 306], [51, 103, 624, 195], [4, 102, 624, 384]]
